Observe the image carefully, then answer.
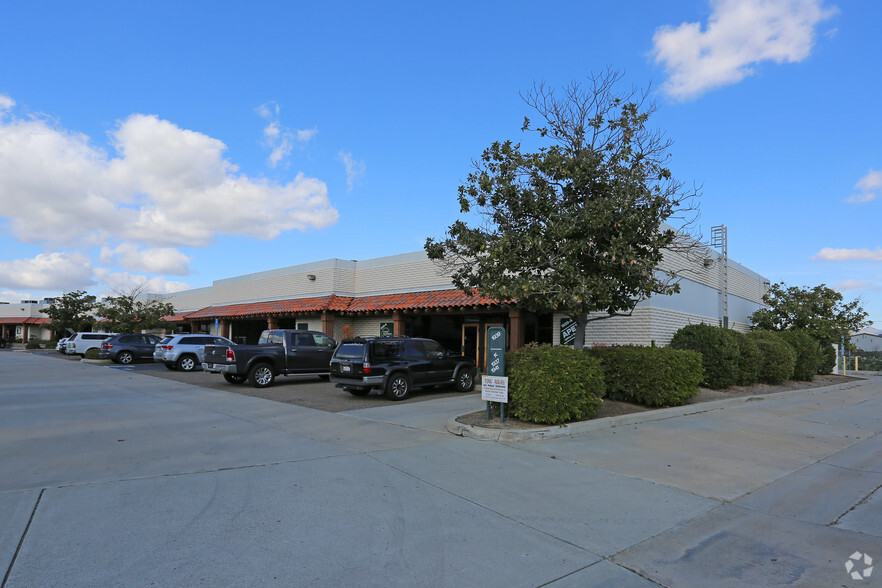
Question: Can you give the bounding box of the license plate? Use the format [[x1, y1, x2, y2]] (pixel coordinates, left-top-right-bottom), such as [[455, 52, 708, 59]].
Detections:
[[342, 365, 351, 373]]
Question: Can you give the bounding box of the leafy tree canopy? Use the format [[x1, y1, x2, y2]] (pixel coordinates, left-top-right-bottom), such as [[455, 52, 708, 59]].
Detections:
[[95, 285, 176, 334], [40, 290, 97, 334], [425, 70, 699, 348], [750, 282, 872, 346]]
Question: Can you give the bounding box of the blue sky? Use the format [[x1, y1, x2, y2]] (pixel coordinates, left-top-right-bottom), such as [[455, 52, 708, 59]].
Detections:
[[1, 0, 880, 329]]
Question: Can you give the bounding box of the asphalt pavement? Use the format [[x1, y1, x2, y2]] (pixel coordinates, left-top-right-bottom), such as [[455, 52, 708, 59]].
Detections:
[[1, 350, 881, 587]]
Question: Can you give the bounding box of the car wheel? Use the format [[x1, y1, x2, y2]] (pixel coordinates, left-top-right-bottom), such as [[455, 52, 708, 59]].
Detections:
[[454, 369, 475, 392], [117, 351, 134, 365], [176, 355, 197, 372], [346, 387, 370, 396], [248, 363, 275, 388], [385, 373, 411, 401], [223, 373, 247, 385]]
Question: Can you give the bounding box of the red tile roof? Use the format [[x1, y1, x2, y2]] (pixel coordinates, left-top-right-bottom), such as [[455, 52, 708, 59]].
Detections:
[[164, 290, 500, 321], [0, 317, 50, 325], [345, 290, 498, 312]]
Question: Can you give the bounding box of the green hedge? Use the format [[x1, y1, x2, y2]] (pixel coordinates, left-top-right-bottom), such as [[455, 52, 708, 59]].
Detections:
[[780, 330, 820, 381], [746, 330, 795, 384], [669, 323, 739, 389], [84, 348, 101, 359], [586, 346, 703, 407], [731, 330, 761, 386], [506, 344, 605, 425]]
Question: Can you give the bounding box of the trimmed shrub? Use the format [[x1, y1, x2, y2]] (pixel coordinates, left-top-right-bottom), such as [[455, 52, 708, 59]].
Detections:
[[780, 330, 821, 381], [84, 348, 101, 360], [26, 340, 42, 349], [730, 330, 761, 386], [669, 323, 739, 389], [817, 343, 836, 375], [587, 345, 703, 407], [506, 343, 604, 425], [746, 330, 795, 384]]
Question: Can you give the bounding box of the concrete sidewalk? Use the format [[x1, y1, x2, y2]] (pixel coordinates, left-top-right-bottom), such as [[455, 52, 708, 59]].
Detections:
[[2, 352, 880, 587]]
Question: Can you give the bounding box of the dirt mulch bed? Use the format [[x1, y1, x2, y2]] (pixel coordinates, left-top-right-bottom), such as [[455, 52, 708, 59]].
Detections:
[[456, 374, 862, 431]]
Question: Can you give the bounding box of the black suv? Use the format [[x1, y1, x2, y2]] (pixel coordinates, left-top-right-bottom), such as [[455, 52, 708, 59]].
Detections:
[[329, 336, 477, 400]]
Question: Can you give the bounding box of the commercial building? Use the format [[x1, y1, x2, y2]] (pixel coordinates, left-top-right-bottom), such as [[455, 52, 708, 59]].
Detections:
[[158, 246, 769, 370]]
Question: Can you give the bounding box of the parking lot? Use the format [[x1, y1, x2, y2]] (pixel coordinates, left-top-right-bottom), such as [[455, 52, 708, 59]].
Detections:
[[42, 350, 480, 413]]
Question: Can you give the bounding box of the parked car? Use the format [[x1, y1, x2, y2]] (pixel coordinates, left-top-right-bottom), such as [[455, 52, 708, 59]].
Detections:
[[65, 332, 115, 356], [329, 336, 477, 400], [98, 333, 162, 364], [154, 333, 235, 372], [56, 337, 69, 353], [202, 329, 336, 387]]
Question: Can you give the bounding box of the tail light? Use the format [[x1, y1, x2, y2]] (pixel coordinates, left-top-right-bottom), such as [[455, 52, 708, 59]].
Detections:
[[102, 342, 112, 349], [161, 345, 174, 350], [226, 349, 235, 363], [363, 362, 371, 374]]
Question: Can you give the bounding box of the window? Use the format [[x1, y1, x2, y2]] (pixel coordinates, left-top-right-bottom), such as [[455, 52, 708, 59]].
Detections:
[[402, 341, 424, 357], [336, 343, 365, 359], [293, 333, 315, 346], [423, 340, 445, 356], [297, 323, 309, 330], [314, 333, 335, 347]]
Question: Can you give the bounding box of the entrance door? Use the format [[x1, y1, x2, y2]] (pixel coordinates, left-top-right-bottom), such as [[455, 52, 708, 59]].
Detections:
[[462, 324, 479, 366]]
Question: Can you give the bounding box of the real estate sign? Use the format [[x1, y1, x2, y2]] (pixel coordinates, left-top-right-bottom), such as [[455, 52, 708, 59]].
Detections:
[[560, 317, 577, 346]]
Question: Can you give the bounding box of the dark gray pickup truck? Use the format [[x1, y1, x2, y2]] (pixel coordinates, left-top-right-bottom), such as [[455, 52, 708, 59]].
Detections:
[[202, 329, 337, 388]]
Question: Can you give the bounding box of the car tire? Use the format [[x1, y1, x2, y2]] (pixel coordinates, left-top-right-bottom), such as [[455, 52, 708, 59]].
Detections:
[[223, 373, 247, 385], [346, 387, 370, 396], [117, 351, 134, 365], [248, 363, 275, 388], [176, 355, 197, 372], [454, 369, 475, 392], [385, 373, 411, 401]]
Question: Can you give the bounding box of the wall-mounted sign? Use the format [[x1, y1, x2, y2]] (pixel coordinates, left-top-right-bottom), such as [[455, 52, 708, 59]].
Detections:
[[379, 322, 394, 337], [560, 317, 577, 346]]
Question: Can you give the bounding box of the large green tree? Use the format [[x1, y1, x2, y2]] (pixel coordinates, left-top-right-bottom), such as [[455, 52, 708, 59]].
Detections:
[[750, 282, 872, 346], [425, 70, 700, 348], [95, 285, 175, 334], [40, 290, 97, 335]]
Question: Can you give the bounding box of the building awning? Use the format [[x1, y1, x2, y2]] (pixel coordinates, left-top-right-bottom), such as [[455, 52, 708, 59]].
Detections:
[[167, 290, 502, 321], [0, 317, 49, 325]]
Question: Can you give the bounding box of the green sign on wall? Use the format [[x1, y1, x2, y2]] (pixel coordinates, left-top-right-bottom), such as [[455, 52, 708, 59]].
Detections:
[[379, 322, 393, 337], [560, 317, 577, 346]]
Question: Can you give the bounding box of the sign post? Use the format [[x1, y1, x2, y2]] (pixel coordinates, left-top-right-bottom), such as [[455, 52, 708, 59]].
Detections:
[[484, 326, 508, 422]]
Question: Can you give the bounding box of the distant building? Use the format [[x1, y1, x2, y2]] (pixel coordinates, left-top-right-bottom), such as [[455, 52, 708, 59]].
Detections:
[[851, 332, 882, 352], [0, 300, 54, 342]]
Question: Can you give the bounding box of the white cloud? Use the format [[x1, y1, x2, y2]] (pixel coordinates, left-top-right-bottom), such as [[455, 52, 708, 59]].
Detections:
[[256, 102, 317, 168], [652, 0, 837, 100], [0, 95, 14, 114], [846, 169, 882, 203], [92, 268, 191, 296], [338, 151, 366, 192], [0, 106, 338, 249], [0, 252, 94, 291], [835, 279, 871, 290], [814, 247, 882, 262], [99, 243, 191, 275], [0, 289, 36, 304]]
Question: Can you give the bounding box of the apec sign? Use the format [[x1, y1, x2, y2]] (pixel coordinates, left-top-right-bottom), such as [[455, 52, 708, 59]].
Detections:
[[560, 317, 578, 346]]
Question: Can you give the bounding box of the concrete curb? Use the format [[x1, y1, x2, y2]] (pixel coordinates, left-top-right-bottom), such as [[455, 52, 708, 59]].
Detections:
[[446, 379, 868, 442], [81, 358, 113, 365]]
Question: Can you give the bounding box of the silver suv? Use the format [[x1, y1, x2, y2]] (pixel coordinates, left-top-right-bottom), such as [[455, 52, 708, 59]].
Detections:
[[66, 332, 116, 356], [154, 334, 234, 372]]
